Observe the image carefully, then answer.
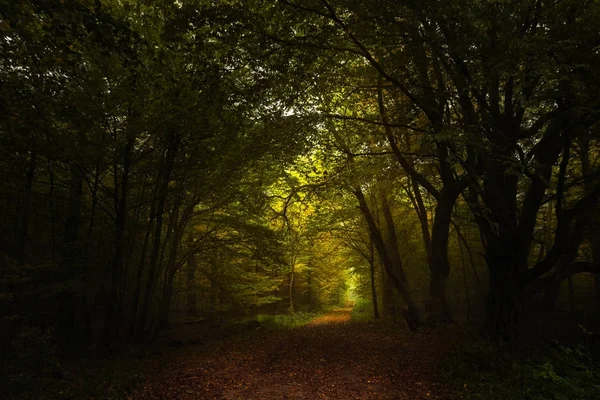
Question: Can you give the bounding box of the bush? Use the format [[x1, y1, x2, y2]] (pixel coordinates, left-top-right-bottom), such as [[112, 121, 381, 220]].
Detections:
[[350, 298, 374, 323], [252, 311, 320, 330], [1, 324, 61, 398], [446, 341, 600, 400]]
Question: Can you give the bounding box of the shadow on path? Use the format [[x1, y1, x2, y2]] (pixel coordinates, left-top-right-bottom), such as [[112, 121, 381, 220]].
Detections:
[[133, 308, 465, 399]]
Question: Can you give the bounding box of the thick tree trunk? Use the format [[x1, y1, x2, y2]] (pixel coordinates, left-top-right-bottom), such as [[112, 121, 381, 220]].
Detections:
[[581, 138, 600, 311], [475, 146, 525, 340], [429, 269, 451, 322], [485, 234, 529, 341], [406, 179, 455, 323], [427, 187, 460, 323], [487, 268, 526, 341]]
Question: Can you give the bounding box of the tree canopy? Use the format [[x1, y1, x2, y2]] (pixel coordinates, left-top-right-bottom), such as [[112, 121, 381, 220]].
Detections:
[[1, 0, 599, 355]]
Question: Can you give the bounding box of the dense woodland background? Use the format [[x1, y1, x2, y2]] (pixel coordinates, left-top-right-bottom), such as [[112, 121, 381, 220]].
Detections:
[[1, 0, 600, 395]]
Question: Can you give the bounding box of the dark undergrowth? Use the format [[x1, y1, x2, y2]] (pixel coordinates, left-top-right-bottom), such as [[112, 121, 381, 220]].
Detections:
[[247, 310, 323, 330], [7, 308, 599, 400], [446, 339, 600, 400], [1, 311, 326, 400], [1, 324, 160, 400]]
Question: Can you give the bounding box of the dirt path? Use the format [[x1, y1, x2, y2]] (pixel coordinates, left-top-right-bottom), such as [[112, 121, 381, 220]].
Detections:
[[132, 309, 465, 399]]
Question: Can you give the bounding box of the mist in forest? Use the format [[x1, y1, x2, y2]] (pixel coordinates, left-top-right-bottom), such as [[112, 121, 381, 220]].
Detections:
[[1, 1, 599, 399]]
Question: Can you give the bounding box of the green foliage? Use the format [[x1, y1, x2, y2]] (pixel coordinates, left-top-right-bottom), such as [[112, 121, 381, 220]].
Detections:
[[447, 341, 600, 400], [230, 271, 282, 309], [1, 0, 599, 366], [252, 311, 320, 330], [350, 298, 374, 323]]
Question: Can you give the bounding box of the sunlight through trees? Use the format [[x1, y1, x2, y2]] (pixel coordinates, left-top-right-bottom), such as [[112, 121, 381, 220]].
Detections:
[[1, 1, 600, 398]]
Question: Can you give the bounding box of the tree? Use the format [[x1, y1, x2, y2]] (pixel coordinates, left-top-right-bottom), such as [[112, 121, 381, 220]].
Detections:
[[270, 0, 600, 339]]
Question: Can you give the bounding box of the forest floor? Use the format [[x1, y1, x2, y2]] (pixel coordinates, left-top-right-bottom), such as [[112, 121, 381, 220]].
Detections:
[[131, 308, 471, 399]]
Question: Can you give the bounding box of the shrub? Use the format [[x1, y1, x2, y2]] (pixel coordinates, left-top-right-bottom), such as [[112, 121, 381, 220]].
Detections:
[[253, 311, 320, 330], [350, 298, 373, 323], [446, 341, 600, 400], [1, 324, 60, 398]]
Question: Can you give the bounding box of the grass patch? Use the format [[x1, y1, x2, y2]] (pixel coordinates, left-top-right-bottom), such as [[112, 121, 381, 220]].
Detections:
[[251, 311, 321, 330], [446, 340, 600, 400], [350, 298, 374, 323]]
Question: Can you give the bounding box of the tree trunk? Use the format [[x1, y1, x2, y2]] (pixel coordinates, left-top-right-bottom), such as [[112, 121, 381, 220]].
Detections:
[[407, 178, 432, 261], [567, 277, 575, 312], [368, 239, 380, 319], [378, 81, 462, 325], [540, 213, 586, 311], [84, 162, 101, 260], [289, 261, 295, 313], [156, 200, 191, 336], [58, 164, 83, 346], [453, 221, 486, 303], [354, 187, 420, 329], [136, 133, 179, 342], [380, 190, 407, 284], [16, 152, 36, 266], [47, 162, 57, 259], [104, 134, 133, 342], [156, 262, 178, 338], [542, 255, 574, 311], [594, 238, 600, 312], [307, 267, 312, 308], [487, 269, 525, 341], [427, 187, 460, 323], [127, 198, 155, 342], [186, 243, 198, 317], [580, 138, 600, 312], [458, 235, 471, 321], [485, 234, 528, 341]]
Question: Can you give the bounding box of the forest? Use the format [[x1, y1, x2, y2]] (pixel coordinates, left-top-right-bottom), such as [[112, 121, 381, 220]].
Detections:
[[1, 0, 599, 399]]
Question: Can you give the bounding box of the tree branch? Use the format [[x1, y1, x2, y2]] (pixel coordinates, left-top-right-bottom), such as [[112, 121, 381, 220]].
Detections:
[[318, 113, 426, 132]]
